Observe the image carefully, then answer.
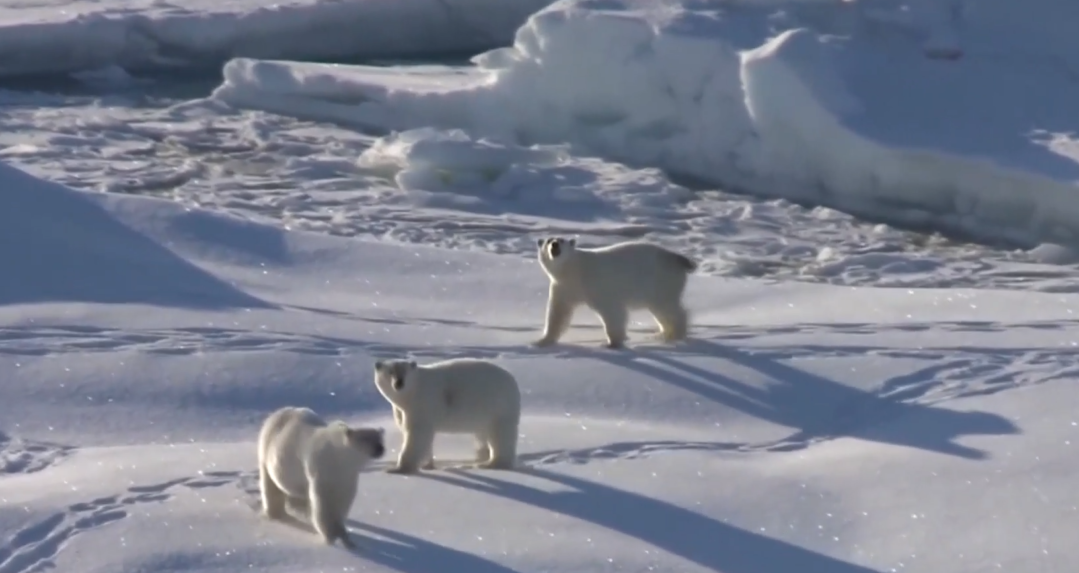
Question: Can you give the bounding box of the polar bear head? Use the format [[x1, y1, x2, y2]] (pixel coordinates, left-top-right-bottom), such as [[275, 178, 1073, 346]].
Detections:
[[373, 359, 420, 402], [341, 425, 387, 460], [536, 237, 577, 278]]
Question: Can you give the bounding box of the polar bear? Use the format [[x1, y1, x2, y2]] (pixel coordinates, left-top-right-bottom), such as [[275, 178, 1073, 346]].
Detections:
[[533, 237, 697, 349], [257, 406, 386, 548], [373, 358, 521, 474]]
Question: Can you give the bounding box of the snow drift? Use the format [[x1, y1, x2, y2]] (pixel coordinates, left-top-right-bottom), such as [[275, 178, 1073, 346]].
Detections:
[[0, 0, 554, 79], [213, 0, 1079, 250], [0, 161, 276, 309]]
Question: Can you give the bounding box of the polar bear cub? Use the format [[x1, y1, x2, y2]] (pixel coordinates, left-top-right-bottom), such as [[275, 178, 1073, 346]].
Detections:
[[373, 358, 521, 474], [257, 406, 386, 548], [534, 237, 697, 348]]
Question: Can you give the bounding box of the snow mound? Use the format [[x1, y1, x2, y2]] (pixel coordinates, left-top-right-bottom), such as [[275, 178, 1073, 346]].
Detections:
[[356, 127, 693, 220], [213, 0, 1079, 249], [0, 0, 553, 79], [358, 127, 568, 197], [0, 161, 272, 309]]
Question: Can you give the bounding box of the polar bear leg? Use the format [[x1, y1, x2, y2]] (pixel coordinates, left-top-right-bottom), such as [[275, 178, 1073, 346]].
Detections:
[[477, 415, 519, 470], [534, 285, 576, 346], [650, 300, 689, 342], [395, 408, 435, 469], [259, 464, 287, 520], [388, 423, 435, 474], [593, 302, 628, 349], [309, 482, 353, 548], [473, 435, 492, 464]]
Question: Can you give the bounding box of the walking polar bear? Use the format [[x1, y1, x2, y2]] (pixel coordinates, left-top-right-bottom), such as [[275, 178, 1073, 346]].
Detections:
[[533, 237, 697, 349], [257, 406, 386, 548], [373, 358, 521, 474]]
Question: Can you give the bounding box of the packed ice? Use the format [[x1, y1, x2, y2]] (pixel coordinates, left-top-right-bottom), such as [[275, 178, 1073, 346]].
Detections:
[[213, 0, 1079, 252]]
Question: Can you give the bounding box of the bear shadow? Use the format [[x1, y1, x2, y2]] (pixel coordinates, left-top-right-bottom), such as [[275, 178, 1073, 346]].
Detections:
[[346, 521, 523, 573], [424, 467, 885, 573], [267, 506, 521, 573], [588, 338, 1018, 459]]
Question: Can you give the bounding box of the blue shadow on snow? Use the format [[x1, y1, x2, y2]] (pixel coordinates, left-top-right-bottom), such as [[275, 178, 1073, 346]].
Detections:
[[271, 510, 523, 573], [425, 467, 884, 573], [594, 338, 1018, 459], [0, 164, 275, 309]]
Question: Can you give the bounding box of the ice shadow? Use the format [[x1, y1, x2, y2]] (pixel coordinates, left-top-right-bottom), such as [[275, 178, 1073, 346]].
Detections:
[[0, 165, 276, 309], [425, 467, 884, 573], [592, 339, 1017, 459], [267, 511, 521, 573], [348, 523, 523, 573]]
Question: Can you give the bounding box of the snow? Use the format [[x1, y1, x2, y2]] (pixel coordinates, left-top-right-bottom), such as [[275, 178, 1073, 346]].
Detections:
[[211, 0, 1079, 252], [3, 150, 1079, 573], [0, 0, 1077, 569], [0, 0, 553, 79]]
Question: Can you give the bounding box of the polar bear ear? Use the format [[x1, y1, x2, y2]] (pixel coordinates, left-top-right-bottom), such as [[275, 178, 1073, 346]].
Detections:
[[408, 360, 417, 369], [537, 238, 545, 247], [374, 360, 384, 371], [568, 238, 576, 247]]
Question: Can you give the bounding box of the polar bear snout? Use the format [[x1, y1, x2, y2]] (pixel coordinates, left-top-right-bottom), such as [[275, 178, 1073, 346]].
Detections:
[[375, 360, 417, 393], [537, 236, 576, 261], [347, 427, 387, 459]]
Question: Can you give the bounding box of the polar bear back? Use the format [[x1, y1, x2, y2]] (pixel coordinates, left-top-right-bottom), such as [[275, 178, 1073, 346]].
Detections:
[[409, 358, 521, 433], [574, 242, 692, 307], [258, 407, 364, 498]]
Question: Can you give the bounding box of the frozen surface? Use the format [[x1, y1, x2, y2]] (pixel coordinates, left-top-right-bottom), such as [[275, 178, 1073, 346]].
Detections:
[[2, 90, 1077, 292], [2, 162, 1079, 573], [0, 0, 553, 78], [211, 0, 1079, 251]]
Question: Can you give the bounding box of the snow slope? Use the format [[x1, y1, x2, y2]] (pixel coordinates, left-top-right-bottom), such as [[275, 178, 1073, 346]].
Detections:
[[0, 0, 553, 79], [212, 0, 1079, 252], [2, 160, 1079, 573]]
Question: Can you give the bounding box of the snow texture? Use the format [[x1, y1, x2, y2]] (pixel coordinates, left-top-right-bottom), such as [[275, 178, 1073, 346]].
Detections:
[[0, 0, 553, 78], [2, 1, 1079, 571], [2, 152, 1079, 573], [212, 0, 1079, 252]]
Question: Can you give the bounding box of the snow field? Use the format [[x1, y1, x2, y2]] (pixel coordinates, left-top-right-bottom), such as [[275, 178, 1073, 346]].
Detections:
[[1, 160, 1078, 573], [211, 0, 1079, 253], [0, 0, 1077, 571]]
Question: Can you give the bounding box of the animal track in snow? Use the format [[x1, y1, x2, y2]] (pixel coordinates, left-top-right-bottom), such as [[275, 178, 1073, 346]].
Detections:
[[0, 471, 242, 573], [1, 319, 1074, 472], [0, 318, 1075, 360], [0, 434, 73, 475]]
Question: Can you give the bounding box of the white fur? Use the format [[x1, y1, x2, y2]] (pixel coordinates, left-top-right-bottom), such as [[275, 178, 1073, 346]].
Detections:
[[373, 358, 521, 474], [533, 238, 697, 348], [257, 406, 385, 548]]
